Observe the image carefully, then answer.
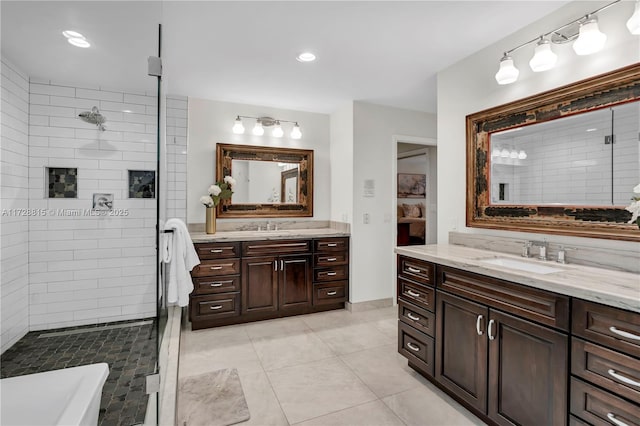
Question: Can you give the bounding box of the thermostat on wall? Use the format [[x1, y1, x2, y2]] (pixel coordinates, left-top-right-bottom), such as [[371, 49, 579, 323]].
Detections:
[[363, 179, 375, 197]]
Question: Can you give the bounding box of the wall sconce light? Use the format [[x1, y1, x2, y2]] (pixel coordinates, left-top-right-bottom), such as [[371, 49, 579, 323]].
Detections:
[[232, 115, 302, 139], [494, 0, 637, 85]]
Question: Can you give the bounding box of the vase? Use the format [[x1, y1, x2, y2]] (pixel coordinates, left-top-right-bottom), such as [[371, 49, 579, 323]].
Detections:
[[205, 207, 216, 234]]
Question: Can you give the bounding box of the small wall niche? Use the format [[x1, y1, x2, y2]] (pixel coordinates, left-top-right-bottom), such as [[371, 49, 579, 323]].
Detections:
[[128, 170, 156, 199], [47, 167, 77, 198]]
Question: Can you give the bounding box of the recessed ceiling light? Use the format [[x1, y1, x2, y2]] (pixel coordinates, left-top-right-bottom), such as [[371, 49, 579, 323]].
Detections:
[[296, 52, 316, 62], [68, 37, 91, 48], [62, 30, 84, 39]]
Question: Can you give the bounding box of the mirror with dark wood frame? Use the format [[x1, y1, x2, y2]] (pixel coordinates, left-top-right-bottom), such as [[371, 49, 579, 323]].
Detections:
[[216, 143, 313, 218], [466, 63, 640, 242]]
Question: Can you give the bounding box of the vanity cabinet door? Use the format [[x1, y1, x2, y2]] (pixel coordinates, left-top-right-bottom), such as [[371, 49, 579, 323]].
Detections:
[[436, 290, 488, 412], [488, 310, 568, 426], [279, 254, 312, 311], [242, 256, 278, 314]]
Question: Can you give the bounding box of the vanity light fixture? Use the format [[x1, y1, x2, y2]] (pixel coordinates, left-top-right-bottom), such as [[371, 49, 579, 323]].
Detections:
[[494, 0, 637, 85], [232, 115, 302, 139], [62, 30, 90, 48], [628, 0, 640, 34]]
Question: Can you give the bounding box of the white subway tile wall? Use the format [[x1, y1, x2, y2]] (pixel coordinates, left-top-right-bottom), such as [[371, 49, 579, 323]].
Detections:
[[166, 95, 187, 222], [24, 80, 188, 330], [1, 58, 30, 353]]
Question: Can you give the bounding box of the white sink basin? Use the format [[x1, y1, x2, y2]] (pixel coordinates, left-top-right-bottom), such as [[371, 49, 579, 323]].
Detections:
[[480, 257, 563, 275]]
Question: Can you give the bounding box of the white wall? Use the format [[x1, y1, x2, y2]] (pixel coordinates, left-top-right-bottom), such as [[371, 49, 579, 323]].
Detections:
[[1, 58, 30, 353], [437, 0, 640, 249], [351, 102, 436, 303], [187, 98, 331, 224], [329, 103, 354, 224], [26, 79, 162, 330]]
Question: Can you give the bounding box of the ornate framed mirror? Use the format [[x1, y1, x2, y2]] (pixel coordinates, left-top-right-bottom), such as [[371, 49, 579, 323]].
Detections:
[[466, 63, 640, 241], [216, 143, 313, 218]]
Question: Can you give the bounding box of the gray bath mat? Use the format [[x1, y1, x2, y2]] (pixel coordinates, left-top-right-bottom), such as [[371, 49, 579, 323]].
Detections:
[[178, 368, 251, 426]]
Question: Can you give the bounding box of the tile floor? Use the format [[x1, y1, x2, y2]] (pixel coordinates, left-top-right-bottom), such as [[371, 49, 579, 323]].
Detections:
[[178, 306, 486, 426]]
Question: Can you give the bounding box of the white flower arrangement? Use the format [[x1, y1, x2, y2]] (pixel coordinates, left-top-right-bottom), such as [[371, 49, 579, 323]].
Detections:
[[201, 176, 235, 208], [625, 183, 640, 228]]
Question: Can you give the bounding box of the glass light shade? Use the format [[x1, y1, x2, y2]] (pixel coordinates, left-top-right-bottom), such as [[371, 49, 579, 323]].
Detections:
[[509, 150, 519, 159], [529, 40, 557, 72], [232, 117, 244, 134], [62, 30, 84, 39], [495, 55, 519, 85], [500, 148, 510, 158], [252, 121, 264, 136], [573, 19, 607, 56], [492, 147, 501, 157], [518, 150, 527, 160], [272, 122, 284, 138], [68, 37, 90, 48], [291, 123, 302, 139], [627, 2, 640, 35]]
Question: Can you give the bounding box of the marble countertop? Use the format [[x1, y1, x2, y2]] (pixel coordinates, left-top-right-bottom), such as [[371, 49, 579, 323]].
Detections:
[[395, 244, 640, 313], [190, 228, 350, 243]]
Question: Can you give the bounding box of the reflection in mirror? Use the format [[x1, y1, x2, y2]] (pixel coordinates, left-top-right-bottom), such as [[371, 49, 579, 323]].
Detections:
[[232, 160, 299, 204], [489, 101, 639, 206]]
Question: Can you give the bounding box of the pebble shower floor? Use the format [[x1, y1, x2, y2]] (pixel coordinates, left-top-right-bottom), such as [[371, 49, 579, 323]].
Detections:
[[1, 319, 157, 426]]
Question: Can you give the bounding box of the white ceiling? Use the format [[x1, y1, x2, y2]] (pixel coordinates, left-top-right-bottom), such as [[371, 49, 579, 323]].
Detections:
[[1, 1, 570, 114]]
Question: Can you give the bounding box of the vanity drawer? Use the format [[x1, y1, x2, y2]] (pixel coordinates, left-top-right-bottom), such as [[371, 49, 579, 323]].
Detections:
[[398, 277, 435, 312], [314, 238, 349, 252], [314, 253, 348, 267], [398, 256, 435, 287], [398, 320, 434, 376], [570, 377, 640, 426], [572, 338, 640, 404], [191, 259, 240, 277], [195, 242, 241, 259], [191, 293, 240, 320], [573, 299, 640, 359], [242, 239, 311, 256], [313, 281, 347, 305], [192, 276, 240, 295], [438, 265, 570, 331], [314, 265, 348, 282], [398, 300, 435, 337]]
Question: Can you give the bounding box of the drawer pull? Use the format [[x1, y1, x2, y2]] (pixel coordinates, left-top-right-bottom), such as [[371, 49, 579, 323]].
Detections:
[[406, 342, 420, 352], [209, 305, 223, 310], [488, 319, 495, 341], [326, 257, 337, 262], [210, 266, 223, 270], [607, 413, 630, 426], [210, 283, 223, 287], [327, 291, 338, 296], [609, 326, 640, 341], [406, 290, 420, 298], [210, 249, 223, 253], [407, 266, 421, 273], [326, 272, 337, 276], [327, 243, 338, 247], [607, 369, 640, 387], [407, 312, 420, 321], [476, 314, 484, 336]]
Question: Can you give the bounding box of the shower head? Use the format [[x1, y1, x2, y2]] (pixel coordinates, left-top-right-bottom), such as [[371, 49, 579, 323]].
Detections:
[[79, 106, 107, 131]]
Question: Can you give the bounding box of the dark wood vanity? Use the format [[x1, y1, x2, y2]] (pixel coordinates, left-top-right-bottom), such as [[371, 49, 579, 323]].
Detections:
[[189, 236, 349, 329], [397, 254, 640, 426]]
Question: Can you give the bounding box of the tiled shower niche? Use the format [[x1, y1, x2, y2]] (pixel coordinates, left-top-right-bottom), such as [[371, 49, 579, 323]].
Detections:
[[47, 167, 77, 198], [128, 170, 156, 199]]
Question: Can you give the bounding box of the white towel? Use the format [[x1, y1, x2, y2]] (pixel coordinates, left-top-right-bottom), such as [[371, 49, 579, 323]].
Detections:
[[163, 218, 200, 307]]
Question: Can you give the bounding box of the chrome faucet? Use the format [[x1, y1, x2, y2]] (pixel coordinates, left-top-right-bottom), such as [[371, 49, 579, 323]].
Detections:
[[266, 220, 272, 231], [530, 240, 548, 261], [556, 246, 576, 264], [522, 241, 532, 258]]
